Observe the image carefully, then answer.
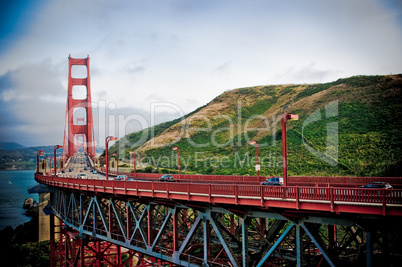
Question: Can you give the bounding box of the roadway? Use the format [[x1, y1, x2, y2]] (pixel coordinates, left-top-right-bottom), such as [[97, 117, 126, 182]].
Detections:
[[57, 154, 402, 191], [60, 153, 106, 180]]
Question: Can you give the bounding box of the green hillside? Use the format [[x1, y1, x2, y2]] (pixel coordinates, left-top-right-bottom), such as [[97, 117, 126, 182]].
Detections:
[[108, 75, 402, 177], [0, 146, 57, 170]]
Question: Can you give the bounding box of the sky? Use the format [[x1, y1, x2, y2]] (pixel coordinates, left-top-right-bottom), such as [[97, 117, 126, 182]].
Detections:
[[0, 0, 401, 148]]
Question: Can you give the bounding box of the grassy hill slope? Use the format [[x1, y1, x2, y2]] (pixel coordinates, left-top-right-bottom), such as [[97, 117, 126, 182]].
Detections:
[[109, 75, 402, 177], [0, 146, 57, 170]]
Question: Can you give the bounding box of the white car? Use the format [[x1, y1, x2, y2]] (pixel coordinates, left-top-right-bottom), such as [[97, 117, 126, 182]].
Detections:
[[77, 173, 87, 179], [115, 175, 127, 181]]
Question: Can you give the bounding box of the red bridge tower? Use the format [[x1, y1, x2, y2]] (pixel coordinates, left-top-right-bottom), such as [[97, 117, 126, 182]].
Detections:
[[63, 55, 95, 160]]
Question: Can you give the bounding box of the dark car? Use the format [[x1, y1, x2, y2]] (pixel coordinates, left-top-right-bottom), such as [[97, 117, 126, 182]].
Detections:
[[261, 177, 283, 186], [159, 174, 174, 182], [359, 182, 393, 189]]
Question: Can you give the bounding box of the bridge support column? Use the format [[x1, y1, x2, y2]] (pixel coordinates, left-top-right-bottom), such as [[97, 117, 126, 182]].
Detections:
[[296, 224, 301, 267], [148, 204, 154, 247], [328, 225, 335, 251], [230, 214, 235, 234], [203, 213, 211, 266], [242, 217, 250, 267], [126, 204, 130, 243], [50, 212, 54, 267], [108, 199, 111, 239], [173, 208, 179, 252], [259, 218, 266, 237], [39, 193, 51, 241], [366, 231, 372, 267]]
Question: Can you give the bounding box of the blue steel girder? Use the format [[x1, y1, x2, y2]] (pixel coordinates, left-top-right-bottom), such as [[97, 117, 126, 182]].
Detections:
[[50, 188, 377, 266], [110, 199, 127, 241], [94, 196, 109, 237], [208, 211, 241, 267], [256, 222, 295, 267], [177, 215, 202, 256], [296, 224, 301, 267], [301, 222, 335, 267], [152, 206, 174, 251], [128, 201, 149, 246], [68, 192, 79, 225], [80, 197, 94, 233]]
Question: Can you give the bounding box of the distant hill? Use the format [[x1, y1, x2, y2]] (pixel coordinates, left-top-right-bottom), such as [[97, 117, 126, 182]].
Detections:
[[0, 144, 106, 170], [0, 142, 25, 150], [108, 74, 402, 177], [0, 145, 58, 170]]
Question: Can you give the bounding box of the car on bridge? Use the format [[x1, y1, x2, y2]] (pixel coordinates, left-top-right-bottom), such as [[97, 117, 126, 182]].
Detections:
[[359, 182, 393, 189], [114, 175, 128, 181], [261, 177, 283, 186], [159, 174, 174, 182], [357, 182, 393, 196], [77, 173, 87, 179]]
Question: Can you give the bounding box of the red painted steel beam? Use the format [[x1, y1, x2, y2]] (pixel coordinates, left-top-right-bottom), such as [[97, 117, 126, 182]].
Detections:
[[35, 174, 402, 217], [173, 208, 178, 252], [63, 55, 95, 159], [148, 204, 153, 247]]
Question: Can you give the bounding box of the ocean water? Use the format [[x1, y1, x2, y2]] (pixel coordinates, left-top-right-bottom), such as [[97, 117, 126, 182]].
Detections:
[[0, 170, 39, 230]]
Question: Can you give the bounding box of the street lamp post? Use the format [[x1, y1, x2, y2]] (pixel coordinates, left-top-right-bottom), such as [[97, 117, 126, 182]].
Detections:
[[281, 113, 299, 187], [129, 151, 136, 175], [99, 156, 104, 170], [36, 150, 44, 174], [249, 140, 260, 178], [105, 136, 118, 180], [45, 156, 49, 174], [54, 145, 63, 177], [172, 147, 181, 177], [113, 153, 119, 174]]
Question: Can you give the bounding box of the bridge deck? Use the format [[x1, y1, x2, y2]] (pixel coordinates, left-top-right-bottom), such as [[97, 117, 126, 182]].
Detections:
[[35, 174, 402, 217]]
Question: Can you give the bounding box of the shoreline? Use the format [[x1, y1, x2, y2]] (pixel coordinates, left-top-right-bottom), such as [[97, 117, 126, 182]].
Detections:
[[0, 214, 50, 265], [0, 213, 38, 243]]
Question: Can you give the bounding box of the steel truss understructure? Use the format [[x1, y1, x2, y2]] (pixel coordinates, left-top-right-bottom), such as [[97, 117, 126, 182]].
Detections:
[[50, 187, 383, 266]]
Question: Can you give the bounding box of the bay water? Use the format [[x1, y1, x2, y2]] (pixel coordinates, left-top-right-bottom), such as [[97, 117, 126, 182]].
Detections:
[[0, 170, 39, 230]]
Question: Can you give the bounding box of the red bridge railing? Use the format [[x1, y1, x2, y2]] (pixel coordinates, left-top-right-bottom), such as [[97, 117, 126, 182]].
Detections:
[[98, 168, 402, 187], [35, 174, 402, 217]]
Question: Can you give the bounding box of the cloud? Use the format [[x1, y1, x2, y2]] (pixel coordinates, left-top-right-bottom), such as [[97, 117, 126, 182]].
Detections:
[[0, 61, 66, 145], [0, 0, 401, 147], [212, 62, 232, 74], [274, 62, 341, 84]]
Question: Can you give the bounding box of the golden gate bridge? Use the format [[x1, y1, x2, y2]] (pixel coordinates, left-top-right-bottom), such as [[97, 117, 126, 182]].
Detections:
[[32, 55, 402, 266]]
